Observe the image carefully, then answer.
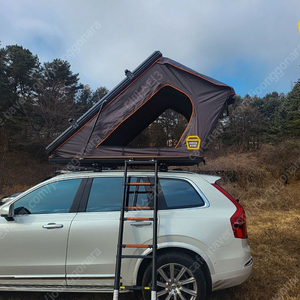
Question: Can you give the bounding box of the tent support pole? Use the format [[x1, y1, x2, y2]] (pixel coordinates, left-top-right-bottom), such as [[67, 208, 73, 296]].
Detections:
[[82, 101, 104, 157]]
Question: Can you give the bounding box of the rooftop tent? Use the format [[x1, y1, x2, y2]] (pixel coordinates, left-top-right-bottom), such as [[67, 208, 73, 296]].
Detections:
[[46, 51, 235, 166]]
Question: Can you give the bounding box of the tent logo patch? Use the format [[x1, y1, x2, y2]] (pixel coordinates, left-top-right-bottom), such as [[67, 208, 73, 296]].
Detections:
[[186, 135, 201, 150]]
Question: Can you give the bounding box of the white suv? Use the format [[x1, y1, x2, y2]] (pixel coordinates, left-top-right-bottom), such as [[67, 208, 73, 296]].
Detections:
[[0, 170, 252, 299]]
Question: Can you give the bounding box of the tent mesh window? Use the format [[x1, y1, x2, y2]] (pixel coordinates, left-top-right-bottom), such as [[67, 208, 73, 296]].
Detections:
[[100, 86, 192, 147], [128, 109, 188, 148]]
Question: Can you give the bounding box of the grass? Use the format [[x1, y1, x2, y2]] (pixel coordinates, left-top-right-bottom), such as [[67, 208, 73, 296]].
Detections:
[[204, 147, 300, 299], [210, 182, 300, 300]]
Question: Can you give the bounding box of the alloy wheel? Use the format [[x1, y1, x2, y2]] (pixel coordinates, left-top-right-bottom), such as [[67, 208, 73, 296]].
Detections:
[[156, 262, 198, 300]]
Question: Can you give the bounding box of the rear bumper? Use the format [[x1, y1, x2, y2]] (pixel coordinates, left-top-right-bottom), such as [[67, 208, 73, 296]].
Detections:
[[211, 257, 253, 291]]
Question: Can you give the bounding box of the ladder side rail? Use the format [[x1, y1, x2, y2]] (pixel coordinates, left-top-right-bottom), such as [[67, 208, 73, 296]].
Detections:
[[151, 161, 159, 300], [113, 161, 129, 299], [113, 159, 159, 300]]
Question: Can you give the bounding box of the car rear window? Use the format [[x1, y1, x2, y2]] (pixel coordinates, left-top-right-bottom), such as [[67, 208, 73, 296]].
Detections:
[[159, 179, 205, 209]]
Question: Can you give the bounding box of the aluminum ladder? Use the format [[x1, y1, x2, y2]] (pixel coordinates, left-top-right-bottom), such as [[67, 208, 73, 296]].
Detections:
[[113, 159, 159, 300]]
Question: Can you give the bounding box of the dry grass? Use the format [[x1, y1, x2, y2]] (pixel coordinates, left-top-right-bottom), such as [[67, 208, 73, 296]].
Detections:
[[187, 152, 272, 193], [0, 184, 32, 198], [0, 152, 53, 196], [210, 181, 300, 300], [188, 147, 300, 299]]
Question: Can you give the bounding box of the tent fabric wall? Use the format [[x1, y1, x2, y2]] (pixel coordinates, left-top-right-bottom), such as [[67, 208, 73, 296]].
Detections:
[[47, 52, 235, 166]]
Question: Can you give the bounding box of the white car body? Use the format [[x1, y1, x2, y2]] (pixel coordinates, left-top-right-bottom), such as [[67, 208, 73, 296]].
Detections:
[[0, 170, 252, 297]]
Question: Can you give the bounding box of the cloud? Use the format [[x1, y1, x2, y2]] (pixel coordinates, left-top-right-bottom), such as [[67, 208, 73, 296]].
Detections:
[[1, 0, 300, 96]]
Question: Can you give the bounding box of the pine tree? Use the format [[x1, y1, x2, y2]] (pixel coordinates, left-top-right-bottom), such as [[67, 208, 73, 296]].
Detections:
[[283, 80, 300, 137]]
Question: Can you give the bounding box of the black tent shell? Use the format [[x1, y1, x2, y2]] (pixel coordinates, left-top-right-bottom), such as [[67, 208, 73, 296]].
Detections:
[[46, 51, 235, 167]]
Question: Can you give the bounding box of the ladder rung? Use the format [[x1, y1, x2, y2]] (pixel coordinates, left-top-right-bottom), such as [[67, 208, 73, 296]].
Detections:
[[121, 255, 153, 259], [122, 244, 153, 248], [126, 182, 153, 186], [124, 217, 153, 221], [127, 206, 151, 210], [120, 285, 151, 290]]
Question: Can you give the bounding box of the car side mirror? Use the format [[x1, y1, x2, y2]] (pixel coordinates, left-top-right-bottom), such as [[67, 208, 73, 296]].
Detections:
[[0, 203, 14, 221]]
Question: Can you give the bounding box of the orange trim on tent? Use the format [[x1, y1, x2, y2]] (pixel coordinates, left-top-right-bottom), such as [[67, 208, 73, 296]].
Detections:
[[157, 61, 235, 95], [54, 113, 99, 152], [156, 61, 235, 147], [53, 57, 161, 152], [95, 84, 194, 148], [101, 58, 162, 113], [174, 89, 194, 148]]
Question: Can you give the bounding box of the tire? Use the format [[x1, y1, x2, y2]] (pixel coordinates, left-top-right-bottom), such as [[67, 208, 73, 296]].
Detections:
[[141, 252, 206, 300]]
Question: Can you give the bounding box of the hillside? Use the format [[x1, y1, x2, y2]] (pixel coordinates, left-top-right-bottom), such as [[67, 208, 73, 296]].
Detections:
[[0, 141, 299, 300]]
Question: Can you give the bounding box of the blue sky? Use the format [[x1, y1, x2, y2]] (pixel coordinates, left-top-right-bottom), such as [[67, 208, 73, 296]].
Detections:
[[1, 0, 300, 97]]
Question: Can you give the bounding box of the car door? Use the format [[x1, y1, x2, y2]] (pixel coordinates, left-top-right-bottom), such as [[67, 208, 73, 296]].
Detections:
[[0, 178, 83, 286], [66, 175, 156, 287]]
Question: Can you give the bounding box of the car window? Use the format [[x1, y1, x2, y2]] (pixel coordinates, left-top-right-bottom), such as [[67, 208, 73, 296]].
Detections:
[[127, 177, 150, 208], [14, 179, 82, 215], [86, 177, 151, 212], [159, 179, 205, 209], [86, 177, 123, 212]]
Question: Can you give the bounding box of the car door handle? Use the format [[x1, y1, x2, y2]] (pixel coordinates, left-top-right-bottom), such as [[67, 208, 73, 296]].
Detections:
[[130, 222, 152, 227], [42, 223, 64, 229]]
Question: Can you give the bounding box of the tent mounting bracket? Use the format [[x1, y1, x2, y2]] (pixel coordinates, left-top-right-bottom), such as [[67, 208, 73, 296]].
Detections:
[[125, 69, 134, 79]]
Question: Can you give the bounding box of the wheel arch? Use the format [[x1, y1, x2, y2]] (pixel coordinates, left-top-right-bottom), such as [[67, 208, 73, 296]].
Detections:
[[135, 246, 212, 295]]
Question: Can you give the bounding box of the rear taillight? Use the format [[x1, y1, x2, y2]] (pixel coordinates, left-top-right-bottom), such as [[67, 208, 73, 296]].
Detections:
[[212, 183, 248, 239]]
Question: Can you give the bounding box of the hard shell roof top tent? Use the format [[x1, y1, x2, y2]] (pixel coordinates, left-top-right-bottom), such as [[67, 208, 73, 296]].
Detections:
[[46, 51, 235, 167]]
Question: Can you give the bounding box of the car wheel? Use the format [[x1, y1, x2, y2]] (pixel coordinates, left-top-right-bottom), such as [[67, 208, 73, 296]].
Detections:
[[141, 252, 206, 300]]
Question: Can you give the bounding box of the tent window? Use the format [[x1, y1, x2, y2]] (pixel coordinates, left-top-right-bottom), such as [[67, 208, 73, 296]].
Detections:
[[129, 109, 187, 147], [100, 86, 192, 147]]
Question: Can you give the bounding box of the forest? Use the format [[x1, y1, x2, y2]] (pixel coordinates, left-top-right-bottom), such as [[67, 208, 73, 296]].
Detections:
[[0, 44, 300, 299], [1, 44, 300, 169]]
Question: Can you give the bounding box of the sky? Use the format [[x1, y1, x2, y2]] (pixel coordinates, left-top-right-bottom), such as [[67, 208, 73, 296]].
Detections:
[[0, 0, 300, 97]]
